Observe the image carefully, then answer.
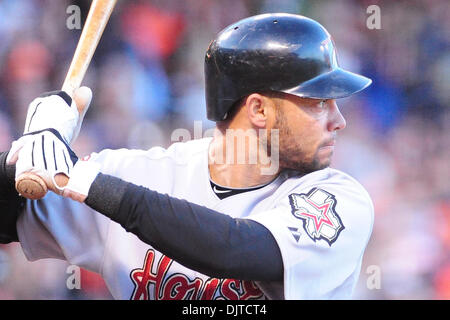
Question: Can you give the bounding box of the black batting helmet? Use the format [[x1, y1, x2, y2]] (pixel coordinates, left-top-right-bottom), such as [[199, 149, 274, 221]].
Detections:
[[204, 13, 372, 121]]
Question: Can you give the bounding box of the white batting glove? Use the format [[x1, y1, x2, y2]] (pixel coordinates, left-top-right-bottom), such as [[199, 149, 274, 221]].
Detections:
[[24, 91, 79, 142], [15, 130, 79, 190], [6, 87, 92, 165], [25, 87, 93, 142]]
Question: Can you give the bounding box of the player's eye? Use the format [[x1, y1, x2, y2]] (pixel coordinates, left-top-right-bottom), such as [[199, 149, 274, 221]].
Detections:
[[316, 100, 327, 109]]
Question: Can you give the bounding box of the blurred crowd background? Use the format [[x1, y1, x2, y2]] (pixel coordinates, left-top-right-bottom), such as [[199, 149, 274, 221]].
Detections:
[[0, 0, 449, 299]]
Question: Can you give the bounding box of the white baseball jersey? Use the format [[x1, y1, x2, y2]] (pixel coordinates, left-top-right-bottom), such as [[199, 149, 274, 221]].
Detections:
[[16, 137, 374, 299]]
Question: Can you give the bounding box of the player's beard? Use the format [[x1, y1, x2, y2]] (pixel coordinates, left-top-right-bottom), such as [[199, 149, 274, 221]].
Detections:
[[265, 108, 332, 174]]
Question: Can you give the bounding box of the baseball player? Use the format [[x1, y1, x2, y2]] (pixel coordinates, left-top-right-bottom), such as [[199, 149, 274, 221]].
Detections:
[[0, 14, 373, 300]]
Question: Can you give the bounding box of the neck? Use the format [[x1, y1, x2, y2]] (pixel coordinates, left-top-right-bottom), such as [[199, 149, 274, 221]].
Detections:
[[208, 127, 280, 188]]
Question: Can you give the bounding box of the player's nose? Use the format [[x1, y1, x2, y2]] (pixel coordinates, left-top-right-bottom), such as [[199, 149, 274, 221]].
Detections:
[[327, 100, 346, 132]]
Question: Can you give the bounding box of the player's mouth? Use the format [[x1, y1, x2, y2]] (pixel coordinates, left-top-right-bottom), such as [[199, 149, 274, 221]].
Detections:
[[319, 138, 336, 149]]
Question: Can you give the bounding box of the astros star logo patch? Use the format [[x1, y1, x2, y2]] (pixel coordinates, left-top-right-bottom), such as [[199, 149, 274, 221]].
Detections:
[[289, 188, 344, 246]]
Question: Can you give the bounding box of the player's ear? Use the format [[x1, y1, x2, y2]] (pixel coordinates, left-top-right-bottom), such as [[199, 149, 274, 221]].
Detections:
[[245, 93, 270, 128]]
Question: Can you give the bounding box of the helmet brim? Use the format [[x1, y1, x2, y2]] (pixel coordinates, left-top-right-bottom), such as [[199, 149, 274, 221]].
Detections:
[[282, 68, 372, 100]]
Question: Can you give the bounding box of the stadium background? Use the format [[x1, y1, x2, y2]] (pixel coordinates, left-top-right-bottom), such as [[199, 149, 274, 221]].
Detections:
[[0, 0, 449, 299]]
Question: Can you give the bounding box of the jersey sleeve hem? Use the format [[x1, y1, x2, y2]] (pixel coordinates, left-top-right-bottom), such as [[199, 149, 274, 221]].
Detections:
[[247, 211, 292, 299]]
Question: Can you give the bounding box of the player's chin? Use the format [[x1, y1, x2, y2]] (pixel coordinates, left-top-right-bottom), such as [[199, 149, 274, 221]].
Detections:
[[280, 146, 333, 173], [282, 155, 330, 174], [314, 148, 334, 169]]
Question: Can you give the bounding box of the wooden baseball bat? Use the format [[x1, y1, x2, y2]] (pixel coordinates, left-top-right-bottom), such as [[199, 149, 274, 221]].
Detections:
[[15, 0, 117, 200]]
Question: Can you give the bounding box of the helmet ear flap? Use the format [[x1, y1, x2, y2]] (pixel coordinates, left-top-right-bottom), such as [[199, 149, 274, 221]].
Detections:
[[204, 13, 372, 122], [218, 96, 247, 122]]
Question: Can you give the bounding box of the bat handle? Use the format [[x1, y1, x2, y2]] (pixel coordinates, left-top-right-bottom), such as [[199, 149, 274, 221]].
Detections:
[[16, 173, 69, 200]]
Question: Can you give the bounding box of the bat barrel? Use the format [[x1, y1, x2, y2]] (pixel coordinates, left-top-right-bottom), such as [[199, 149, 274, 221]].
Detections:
[[62, 0, 118, 95]]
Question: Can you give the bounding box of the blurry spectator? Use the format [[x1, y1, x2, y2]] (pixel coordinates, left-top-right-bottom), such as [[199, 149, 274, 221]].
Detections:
[[120, 2, 185, 61]]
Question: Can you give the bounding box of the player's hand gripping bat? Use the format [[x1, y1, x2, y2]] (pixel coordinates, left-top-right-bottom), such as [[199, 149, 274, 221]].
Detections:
[[15, 0, 117, 200]]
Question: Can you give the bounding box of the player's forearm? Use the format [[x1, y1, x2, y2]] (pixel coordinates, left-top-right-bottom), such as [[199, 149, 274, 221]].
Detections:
[[85, 173, 283, 282], [0, 151, 25, 243]]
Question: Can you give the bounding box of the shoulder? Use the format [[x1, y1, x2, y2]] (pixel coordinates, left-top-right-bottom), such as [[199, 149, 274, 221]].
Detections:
[[280, 167, 373, 210], [251, 168, 374, 299], [161, 137, 212, 165], [315, 168, 371, 202], [274, 167, 374, 246], [85, 138, 212, 171]]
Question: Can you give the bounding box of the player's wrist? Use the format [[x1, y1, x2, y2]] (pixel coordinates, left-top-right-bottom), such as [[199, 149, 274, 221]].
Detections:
[[61, 160, 101, 203]]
